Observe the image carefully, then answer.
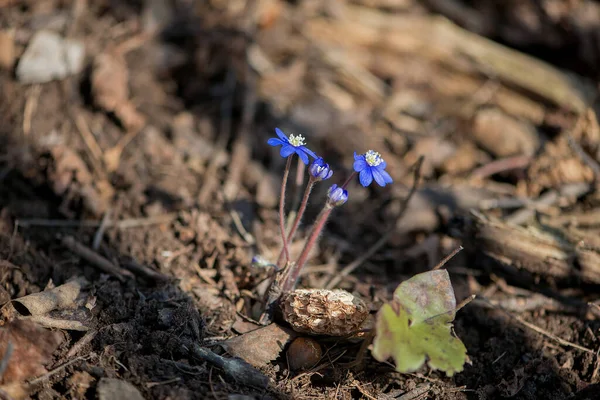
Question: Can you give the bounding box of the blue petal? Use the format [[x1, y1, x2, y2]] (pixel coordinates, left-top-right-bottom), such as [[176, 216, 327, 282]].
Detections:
[[275, 128, 288, 142], [325, 170, 333, 180], [353, 158, 367, 172], [354, 152, 363, 161], [381, 169, 393, 184], [300, 146, 317, 160], [296, 149, 310, 165], [280, 144, 295, 158], [267, 138, 284, 147], [372, 167, 388, 187], [359, 169, 373, 187], [379, 160, 387, 169]]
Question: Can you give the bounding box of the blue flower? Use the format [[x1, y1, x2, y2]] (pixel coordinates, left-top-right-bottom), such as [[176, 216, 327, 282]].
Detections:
[[267, 128, 317, 165], [309, 158, 333, 181], [353, 150, 393, 187], [327, 184, 348, 206]]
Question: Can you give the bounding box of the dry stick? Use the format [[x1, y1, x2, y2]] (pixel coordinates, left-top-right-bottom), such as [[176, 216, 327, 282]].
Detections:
[[121, 259, 170, 282], [470, 155, 532, 179], [92, 208, 111, 250], [476, 296, 594, 354], [432, 246, 463, 270], [66, 329, 97, 358], [61, 236, 133, 282], [17, 213, 176, 229], [28, 356, 88, 386], [325, 156, 424, 289], [504, 182, 590, 225]]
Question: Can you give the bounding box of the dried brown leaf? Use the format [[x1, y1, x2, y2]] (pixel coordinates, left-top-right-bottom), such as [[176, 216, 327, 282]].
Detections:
[[221, 323, 297, 368], [0, 320, 63, 384]]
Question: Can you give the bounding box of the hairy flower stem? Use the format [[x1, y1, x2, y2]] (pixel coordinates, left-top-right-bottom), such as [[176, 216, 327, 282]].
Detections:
[[276, 178, 316, 267], [342, 171, 357, 190], [282, 203, 334, 292], [288, 158, 305, 223], [278, 157, 293, 266]]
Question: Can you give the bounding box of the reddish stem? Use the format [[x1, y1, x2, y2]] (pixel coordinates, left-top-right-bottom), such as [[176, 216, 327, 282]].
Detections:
[[342, 171, 357, 190], [282, 203, 333, 292], [278, 157, 293, 265], [276, 178, 315, 266]]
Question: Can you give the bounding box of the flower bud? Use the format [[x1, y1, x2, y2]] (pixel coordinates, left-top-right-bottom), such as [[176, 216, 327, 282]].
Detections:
[[309, 158, 333, 181], [327, 184, 348, 207]]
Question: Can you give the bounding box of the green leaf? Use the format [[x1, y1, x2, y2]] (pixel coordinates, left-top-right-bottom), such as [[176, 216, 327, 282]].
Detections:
[[372, 270, 467, 376]]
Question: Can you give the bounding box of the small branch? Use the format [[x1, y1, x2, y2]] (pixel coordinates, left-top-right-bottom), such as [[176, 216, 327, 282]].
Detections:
[[184, 341, 269, 389], [17, 213, 177, 229], [432, 246, 463, 270], [61, 236, 133, 282]]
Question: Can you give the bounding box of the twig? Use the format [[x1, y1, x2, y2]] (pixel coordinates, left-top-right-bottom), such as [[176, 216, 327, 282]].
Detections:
[[184, 341, 269, 389], [17, 213, 176, 229], [28, 356, 88, 385], [432, 246, 463, 270], [325, 156, 424, 289], [92, 209, 111, 250], [66, 329, 97, 358], [73, 112, 103, 162], [121, 260, 170, 282], [504, 183, 590, 225], [62, 236, 133, 282], [23, 85, 41, 137], [470, 155, 532, 179], [228, 208, 255, 245]]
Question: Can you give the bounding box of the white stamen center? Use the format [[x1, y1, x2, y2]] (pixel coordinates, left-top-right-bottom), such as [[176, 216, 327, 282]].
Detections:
[[288, 134, 305, 147], [365, 150, 383, 166]]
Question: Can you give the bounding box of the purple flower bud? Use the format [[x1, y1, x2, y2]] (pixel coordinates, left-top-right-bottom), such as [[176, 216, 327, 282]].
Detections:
[[327, 184, 348, 207], [309, 158, 333, 181]]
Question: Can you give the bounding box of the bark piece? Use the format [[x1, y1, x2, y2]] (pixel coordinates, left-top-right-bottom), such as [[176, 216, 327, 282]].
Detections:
[[455, 211, 600, 284], [280, 289, 368, 336]]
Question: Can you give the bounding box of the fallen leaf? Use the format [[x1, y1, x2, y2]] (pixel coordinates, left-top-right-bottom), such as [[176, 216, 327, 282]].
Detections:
[[0, 320, 63, 384], [220, 323, 297, 368], [371, 270, 467, 376]]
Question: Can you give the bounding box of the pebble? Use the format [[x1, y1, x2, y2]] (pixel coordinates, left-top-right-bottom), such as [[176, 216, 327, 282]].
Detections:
[[16, 30, 85, 84], [97, 378, 144, 400], [287, 337, 323, 371]]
